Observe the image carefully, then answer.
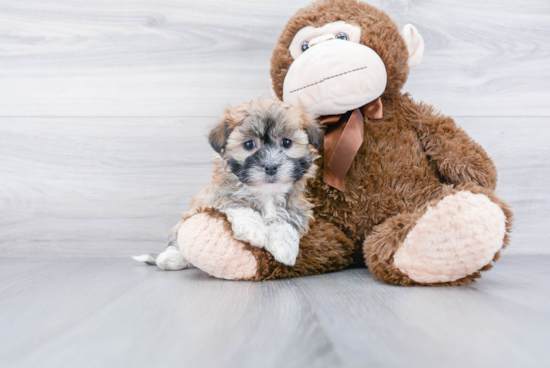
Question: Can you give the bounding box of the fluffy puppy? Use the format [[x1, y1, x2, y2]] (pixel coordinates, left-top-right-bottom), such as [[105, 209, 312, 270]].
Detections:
[[133, 98, 322, 270]]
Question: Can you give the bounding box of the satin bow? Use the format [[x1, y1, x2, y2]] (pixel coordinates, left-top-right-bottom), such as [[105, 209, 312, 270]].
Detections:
[[319, 97, 383, 192]]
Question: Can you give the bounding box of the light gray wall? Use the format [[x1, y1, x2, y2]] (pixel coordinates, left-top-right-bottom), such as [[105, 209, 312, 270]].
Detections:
[[0, 0, 548, 256]]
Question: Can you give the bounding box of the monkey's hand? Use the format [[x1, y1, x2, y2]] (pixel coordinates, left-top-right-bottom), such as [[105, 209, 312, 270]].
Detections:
[[224, 207, 268, 249], [265, 222, 300, 266]]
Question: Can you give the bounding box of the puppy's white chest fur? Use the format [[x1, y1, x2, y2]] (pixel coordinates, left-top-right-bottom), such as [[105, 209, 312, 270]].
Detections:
[[223, 190, 300, 266]]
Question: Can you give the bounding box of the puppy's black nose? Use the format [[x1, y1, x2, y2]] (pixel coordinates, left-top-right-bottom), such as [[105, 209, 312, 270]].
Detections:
[[264, 163, 278, 176]]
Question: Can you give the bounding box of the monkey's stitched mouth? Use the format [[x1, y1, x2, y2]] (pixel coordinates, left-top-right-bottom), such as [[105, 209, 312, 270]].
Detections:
[[289, 66, 368, 94]]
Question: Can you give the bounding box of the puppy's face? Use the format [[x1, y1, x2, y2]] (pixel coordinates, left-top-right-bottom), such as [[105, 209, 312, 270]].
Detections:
[[209, 99, 322, 193]]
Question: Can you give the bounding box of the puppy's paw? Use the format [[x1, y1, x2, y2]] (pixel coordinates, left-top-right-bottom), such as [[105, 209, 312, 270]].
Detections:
[[266, 222, 300, 266], [156, 246, 193, 271], [224, 208, 268, 248]]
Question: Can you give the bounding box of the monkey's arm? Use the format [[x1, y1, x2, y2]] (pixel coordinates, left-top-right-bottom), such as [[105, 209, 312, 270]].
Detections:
[[410, 100, 498, 190]]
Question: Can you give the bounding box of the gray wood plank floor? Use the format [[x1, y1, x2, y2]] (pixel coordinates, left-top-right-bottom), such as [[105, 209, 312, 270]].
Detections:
[[0, 255, 548, 368]]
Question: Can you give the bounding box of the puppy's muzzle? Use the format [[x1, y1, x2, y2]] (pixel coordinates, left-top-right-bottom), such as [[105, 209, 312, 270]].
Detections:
[[264, 163, 278, 176]]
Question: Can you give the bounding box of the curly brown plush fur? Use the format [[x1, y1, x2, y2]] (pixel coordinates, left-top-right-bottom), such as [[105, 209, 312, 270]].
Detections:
[[308, 94, 503, 248], [247, 217, 355, 280]]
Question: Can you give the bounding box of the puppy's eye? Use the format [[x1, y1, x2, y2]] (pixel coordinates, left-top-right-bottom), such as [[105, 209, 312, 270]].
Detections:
[[281, 138, 292, 148], [301, 41, 309, 52], [243, 141, 255, 151], [336, 32, 348, 41]]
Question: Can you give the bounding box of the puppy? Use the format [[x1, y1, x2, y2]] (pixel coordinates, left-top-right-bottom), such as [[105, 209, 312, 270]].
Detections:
[[133, 98, 322, 270]]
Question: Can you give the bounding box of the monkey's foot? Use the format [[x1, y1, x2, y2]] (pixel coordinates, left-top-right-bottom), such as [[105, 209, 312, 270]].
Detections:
[[178, 212, 258, 280], [365, 187, 512, 286]]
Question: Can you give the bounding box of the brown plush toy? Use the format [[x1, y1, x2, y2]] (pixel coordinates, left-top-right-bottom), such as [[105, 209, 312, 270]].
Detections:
[[178, 0, 513, 286]]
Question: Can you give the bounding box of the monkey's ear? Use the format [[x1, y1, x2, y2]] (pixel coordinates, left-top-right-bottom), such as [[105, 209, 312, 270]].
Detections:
[[208, 118, 230, 154], [305, 119, 323, 149], [401, 24, 424, 68]]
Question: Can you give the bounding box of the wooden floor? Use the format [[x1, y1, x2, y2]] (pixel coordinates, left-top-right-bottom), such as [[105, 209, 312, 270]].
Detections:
[[1, 255, 549, 368]]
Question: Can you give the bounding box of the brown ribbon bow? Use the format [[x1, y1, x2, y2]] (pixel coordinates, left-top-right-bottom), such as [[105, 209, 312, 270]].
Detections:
[[319, 97, 383, 192]]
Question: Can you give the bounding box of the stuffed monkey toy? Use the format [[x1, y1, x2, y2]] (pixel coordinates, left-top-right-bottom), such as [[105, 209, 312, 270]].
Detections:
[[178, 0, 513, 286]]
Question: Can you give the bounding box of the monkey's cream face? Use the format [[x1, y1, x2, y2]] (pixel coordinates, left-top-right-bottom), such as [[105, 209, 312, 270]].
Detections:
[[209, 100, 321, 194], [280, 20, 424, 118], [283, 21, 387, 118]]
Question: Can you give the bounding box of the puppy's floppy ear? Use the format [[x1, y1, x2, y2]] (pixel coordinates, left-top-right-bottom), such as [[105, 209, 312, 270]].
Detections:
[[304, 116, 323, 149], [208, 117, 230, 154]]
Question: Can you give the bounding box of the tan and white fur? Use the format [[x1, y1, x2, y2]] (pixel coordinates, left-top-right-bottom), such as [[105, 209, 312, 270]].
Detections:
[[133, 98, 322, 270]]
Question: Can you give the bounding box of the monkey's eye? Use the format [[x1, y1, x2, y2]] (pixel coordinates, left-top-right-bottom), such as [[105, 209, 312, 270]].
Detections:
[[281, 138, 292, 149], [244, 141, 255, 151], [301, 41, 309, 52], [336, 32, 348, 41]]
